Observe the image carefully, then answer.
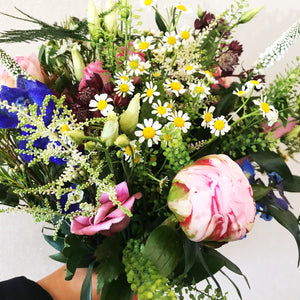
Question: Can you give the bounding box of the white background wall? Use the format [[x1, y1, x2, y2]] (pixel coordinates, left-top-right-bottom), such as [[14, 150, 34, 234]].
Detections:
[[0, 1, 299, 299]]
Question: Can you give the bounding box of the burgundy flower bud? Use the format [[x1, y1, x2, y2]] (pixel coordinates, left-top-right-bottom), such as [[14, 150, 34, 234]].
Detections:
[[218, 51, 239, 75], [103, 81, 115, 94], [194, 11, 215, 31], [132, 76, 142, 86], [72, 104, 93, 122], [76, 86, 98, 106], [228, 40, 243, 56], [113, 93, 129, 107]]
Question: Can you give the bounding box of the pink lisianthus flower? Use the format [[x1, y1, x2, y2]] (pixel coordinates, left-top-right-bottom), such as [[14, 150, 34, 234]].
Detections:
[[71, 182, 142, 236], [0, 66, 16, 88], [262, 117, 298, 138], [167, 154, 255, 243], [15, 53, 48, 83], [211, 67, 234, 90], [78, 60, 112, 91]]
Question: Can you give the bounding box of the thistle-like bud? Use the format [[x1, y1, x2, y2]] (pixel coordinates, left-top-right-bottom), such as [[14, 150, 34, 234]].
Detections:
[[101, 111, 119, 147], [88, 0, 102, 40], [104, 0, 117, 35], [197, 5, 203, 19], [238, 5, 263, 24], [119, 93, 141, 134], [114, 134, 129, 148], [71, 45, 85, 81]]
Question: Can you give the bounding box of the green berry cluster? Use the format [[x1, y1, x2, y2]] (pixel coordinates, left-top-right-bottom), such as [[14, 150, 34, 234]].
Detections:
[[123, 239, 177, 300]]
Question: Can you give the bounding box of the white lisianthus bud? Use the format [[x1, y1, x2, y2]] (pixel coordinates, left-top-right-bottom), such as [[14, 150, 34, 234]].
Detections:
[[65, 129, 86, 144], [101, 111, 119, 147], [88, 0, 102, 40], [104, 0, 117, 35], [114, 134, 129, 148], [119, 93, 141, 134], [238, 5, 263, 24], [71, 45, 85, 81]]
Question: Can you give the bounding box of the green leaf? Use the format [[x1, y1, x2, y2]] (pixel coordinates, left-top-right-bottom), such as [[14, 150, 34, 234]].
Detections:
[[100, 273, 133, 300], [251, 184, 271, 201], [283, 175, 300, 192], [95, 235, 123, 291], [266, 203, 300, 266], [49, 252, 68, 263], [143, 225, 183, 277], [0, 184, 19, 206], [183, 237, 198, 274], [155, 12, 167, 33], [43, 234, 65, 252], [250, 151, 293, 179], [80, 261, 95, 300]]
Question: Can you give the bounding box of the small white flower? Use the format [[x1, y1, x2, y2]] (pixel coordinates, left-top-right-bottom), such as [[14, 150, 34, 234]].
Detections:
[[210, 116, 231, 136], [133, 36, 155, 52], [174, 3, 192, 13], [203, 70, 218, 84], [89, 94, 114, 116], [135, 118, 162, 147], [141, 81, 160, 103], [114, 70, 131, 83], [201, 106, 215, 128], [184, 64, 197, 75], [126, 54, 143, 76], [253, 96, 276, 119], [114, 78, 135, 97], [245, 78, 264, 90], [233, 85, 249, 97], [168, 110, 191, 133], [179, 26, 193, 45], [152, 100, 171, 117], [137, 60, 151, 75], [162, 31, 181, 51], [123, 140, 140, 162], [266, 107, 279, 126], [164, 79, 185, 97], [189, 81, 210, 99]]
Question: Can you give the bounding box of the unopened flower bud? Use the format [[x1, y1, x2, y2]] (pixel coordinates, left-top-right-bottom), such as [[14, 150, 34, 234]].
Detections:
[[65, 129, 86, 144], [101, 111, 119, 147], [238, 5, 263, 24], [114, 134, 129, 148], [84, 141, 96, 152], [71, 45, 85, 81], [197, 5, 203, 19], [104, 0, 117, 35], [119, 93, 141, 134], [120, 0, 130, 19], [88, 0, 102, 40]]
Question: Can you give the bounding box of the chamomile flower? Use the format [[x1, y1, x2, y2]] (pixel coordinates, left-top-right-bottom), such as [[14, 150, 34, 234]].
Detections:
[[135, 118, 162, 147], [253, 96, 277, 119], [189, 81, 210, 99], [175, 3, 192, 13], [129, 154, 144, 167], [179, 26, 193, 44], [123, 140, 140, 162], [210, 116, 231, 136], [141, 81, 160, 103], [162, 31, 181, 52], [126, 54, 143, 76], [168, 110, 191, 133], [266, 107, 279, 126], [164, 79, 185, 97], [152, 100, 171, 118], [184, 64, 197, 75], [201, 106, 215, 128], [140, 0, 157, 9], [114, 70, 131, 83], [233, 85, 249, 97], [114, 78, 135, 97], [203, 70, 218, 84], [137, 60, 151, 75], [89, 93, 114, 116], [245, 78, 264, 91], [133, 36, 155, 52]]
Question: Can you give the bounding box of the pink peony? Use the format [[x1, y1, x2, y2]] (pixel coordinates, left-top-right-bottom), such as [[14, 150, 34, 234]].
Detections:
[[78, 60, 112, 91], [167, 154, 255, 242], [0, 66, 16, 88], [71, 182, 142, 236], [15, 53, 48, 83], [211, 67, 234, 89]]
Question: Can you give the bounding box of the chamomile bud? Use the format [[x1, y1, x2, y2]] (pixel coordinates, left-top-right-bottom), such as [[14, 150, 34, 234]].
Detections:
[[65, 129, 86, 144], [87, 0, 102, 40], [84, 141, 96, 152], [104, 0, 117, 35], [197, 5, 203, 19]]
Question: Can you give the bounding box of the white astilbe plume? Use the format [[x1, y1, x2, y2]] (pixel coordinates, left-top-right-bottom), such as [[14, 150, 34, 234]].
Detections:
[[253, 20, 300, 72]]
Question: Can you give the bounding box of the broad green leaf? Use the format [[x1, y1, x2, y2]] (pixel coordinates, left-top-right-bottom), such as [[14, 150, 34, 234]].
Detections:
[[250, 151, 292, 179], [0, 184, 19, 206], [143, 225, 183, 277], [43, 234, 65, 252], [183, 237, 198, 274], [155, 12, 167, 33], [100, 273, 133, 300], [283, 175, 300, 192], [49, 252, 68, 263], [251, 184, 271, 201], [80, 262, 95, 300]]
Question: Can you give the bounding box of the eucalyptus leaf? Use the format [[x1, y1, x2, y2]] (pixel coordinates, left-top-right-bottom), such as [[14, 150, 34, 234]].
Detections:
[[283, 175, 300, 192], [49, 252, 68, 263], [43, 234, 65, 252]]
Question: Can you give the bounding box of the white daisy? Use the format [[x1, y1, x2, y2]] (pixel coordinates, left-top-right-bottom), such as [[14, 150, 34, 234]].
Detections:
[[133, 36, 155, 52], [114, 78, 135, 97], [164, 79, 185, 97], [152, 100, 171, 118], [141, 81, 160, 103], [162, 31, 181, 52], [137, 60, 151, 75], [123, 140, 140, 162], [233, 85, 249, 97], [266, 107, 279, 127], [210, 116, 231, 136], [179, 26, 193, 44], [201, 106, 215, 128], [174, 3, 192, 13], [135, 118, 162, 147], [126, 54, 143, 76], [184, 64, 197, 75], [203, 70, 218, 84], [189, 81, 210, 99], [168, 110, 191, 133], [245, 78, 264, 91], [139, 0, 157, 10], [129, 153, 144, 167], [114, 70, 131, 83], [253, 96, 276, 119], [89, 94, 114, 116]]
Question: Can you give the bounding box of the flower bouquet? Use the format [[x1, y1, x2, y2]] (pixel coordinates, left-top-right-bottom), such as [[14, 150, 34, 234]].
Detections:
[[0, 0, 299, 299]]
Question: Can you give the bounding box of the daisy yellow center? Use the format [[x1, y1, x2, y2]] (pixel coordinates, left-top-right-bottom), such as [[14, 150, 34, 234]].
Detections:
[[195, 86, 205, 94], [170, 82, 182, 91], [174, 117, 185, 128], [204, 112, 213, 123], [139, 65, 145, 72], [205, 70, 212, 78], [139, 41, 150, 50], [146, 88, 154, 98], [125, 145, 135, 156], [261, 102, 270, 113], [120, 75, 128, 81], [167, 36, 176, 45], [153, 71, 161, 77], [134, 156, 140, 164], [167, 103, 172, 109], [185, 65, 194, 71], [181, 31, 190, 39], [129, 60, 139, 70], [143, 127, 155, 139], [61, 124, 70, 133], [97, 100, 108, 111], [144, 0, 152, 5], [157, 106, 167, 115], [251, 80, 260, 85], [214, 120, 225, 130], [120, 83, 130, 93], [237, 90, 245, 96], [177, 5, 187, 11]]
